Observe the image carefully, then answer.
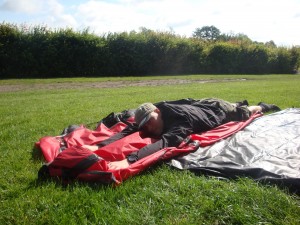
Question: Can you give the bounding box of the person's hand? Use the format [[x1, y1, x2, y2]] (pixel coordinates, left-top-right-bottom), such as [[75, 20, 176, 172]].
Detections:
[[81, 145, 99, 151], [108, 158, 130, 170]]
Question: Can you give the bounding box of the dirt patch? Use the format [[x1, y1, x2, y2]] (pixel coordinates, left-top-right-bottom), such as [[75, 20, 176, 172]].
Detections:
[[0, 78, 247, 92]]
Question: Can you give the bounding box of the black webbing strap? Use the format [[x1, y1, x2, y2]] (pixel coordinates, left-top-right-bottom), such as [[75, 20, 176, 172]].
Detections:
[[62, 153, 101, 180]]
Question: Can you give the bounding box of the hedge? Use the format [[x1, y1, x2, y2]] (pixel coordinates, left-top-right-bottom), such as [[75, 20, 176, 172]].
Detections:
[[0, 23, 299, 78]]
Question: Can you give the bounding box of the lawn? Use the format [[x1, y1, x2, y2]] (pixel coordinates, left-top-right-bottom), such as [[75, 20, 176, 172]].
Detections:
[[0, 74, 299, 224]]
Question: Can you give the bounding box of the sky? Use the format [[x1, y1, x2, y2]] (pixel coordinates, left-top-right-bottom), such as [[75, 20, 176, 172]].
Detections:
[[0, 0, 300, 47]]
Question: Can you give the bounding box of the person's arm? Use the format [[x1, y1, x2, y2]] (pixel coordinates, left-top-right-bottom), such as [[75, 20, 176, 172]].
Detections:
[[81, 145, 99, 151]]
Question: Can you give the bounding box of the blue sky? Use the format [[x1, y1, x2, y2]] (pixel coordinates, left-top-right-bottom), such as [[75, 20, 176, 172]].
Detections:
[[0, 0, 299, 46]]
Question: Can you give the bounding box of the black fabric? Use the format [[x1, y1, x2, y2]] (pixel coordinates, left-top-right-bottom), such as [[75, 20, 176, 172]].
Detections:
[[168, 108, 300, 193], [62, 153, 101, 180], [98, 109, 136, 128], [61, 125, 81, 136]]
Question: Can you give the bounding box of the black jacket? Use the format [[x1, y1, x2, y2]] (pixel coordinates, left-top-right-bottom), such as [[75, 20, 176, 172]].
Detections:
[[98, 98, 230, 161]]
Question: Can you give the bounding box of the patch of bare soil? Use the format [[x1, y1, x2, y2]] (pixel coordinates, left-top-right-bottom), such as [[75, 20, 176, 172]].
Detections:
[[0, 78, 246, 92]]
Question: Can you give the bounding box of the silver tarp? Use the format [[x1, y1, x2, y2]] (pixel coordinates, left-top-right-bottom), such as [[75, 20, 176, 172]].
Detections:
[[169, 108, 300, 192]]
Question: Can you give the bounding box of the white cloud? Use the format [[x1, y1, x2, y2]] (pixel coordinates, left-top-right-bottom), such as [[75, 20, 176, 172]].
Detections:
[[0, 0, 42, 13], [45, 0, 77, 28], [75, 1, 151, 34], [73, 0, 300, 46], [74, 0, 205, 36], [0, 0, 77, 28]]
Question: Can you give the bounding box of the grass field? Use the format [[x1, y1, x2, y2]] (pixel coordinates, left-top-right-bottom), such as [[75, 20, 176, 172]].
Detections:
[[0, 74, 300, 225]]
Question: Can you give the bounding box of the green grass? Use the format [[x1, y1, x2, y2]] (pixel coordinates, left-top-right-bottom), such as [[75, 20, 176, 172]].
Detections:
[[0, 74, 300, 225]]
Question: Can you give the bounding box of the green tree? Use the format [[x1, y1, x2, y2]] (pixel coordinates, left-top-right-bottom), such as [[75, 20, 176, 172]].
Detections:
[[218, 32, 252, 44], [193, 25, 221, 41], [265, 40, 277, 48]]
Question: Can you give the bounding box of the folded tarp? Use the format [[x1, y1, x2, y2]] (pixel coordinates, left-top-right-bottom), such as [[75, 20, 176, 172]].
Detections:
[[168, 108, 300, 193], [36, 111, 260, 184]]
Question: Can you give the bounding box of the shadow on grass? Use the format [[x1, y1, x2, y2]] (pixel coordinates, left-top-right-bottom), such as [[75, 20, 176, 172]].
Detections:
[[28, 154, 165, 192], [31, 145, 45, 162], [27, 173, 112, 191], [186, 168, 300, 196]]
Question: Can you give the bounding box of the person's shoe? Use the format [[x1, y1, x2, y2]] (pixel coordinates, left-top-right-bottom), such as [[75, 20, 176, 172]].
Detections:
[[236, 100, 249, 107], [258, 102, 281, 112]]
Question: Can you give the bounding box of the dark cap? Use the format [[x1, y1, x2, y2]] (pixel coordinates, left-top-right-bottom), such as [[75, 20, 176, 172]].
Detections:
[[134, 103, 157, 129]]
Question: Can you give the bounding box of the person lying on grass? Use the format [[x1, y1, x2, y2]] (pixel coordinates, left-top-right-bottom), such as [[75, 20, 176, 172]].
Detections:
[[83, 98, 280, 170]]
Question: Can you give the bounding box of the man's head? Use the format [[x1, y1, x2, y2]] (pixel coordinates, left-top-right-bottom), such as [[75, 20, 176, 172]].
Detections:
[[135, 103, 163, 137]]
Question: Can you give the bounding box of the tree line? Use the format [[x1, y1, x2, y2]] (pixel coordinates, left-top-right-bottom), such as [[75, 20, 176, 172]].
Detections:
[[0, 23, 299, 78]]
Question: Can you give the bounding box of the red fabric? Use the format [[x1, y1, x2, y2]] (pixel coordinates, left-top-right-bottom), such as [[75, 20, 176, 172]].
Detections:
[[48, 146, 107, 177], [94, 132, 154, 161], [36, 122, 128, 163], [191, 113, 262, 147], [64, 122, 127, 148], [36, 136, 63, 162], [36, 113, 262, 184], [116, 144, 199, 182]]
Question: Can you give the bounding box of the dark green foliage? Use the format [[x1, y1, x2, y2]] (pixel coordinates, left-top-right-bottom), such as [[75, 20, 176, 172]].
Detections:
[[193, 25, 221, 41], [271, 47, 300, 74], [239, 44, 270, 74], [205, 42, 241, 73], [0, 22, 299, 78]]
